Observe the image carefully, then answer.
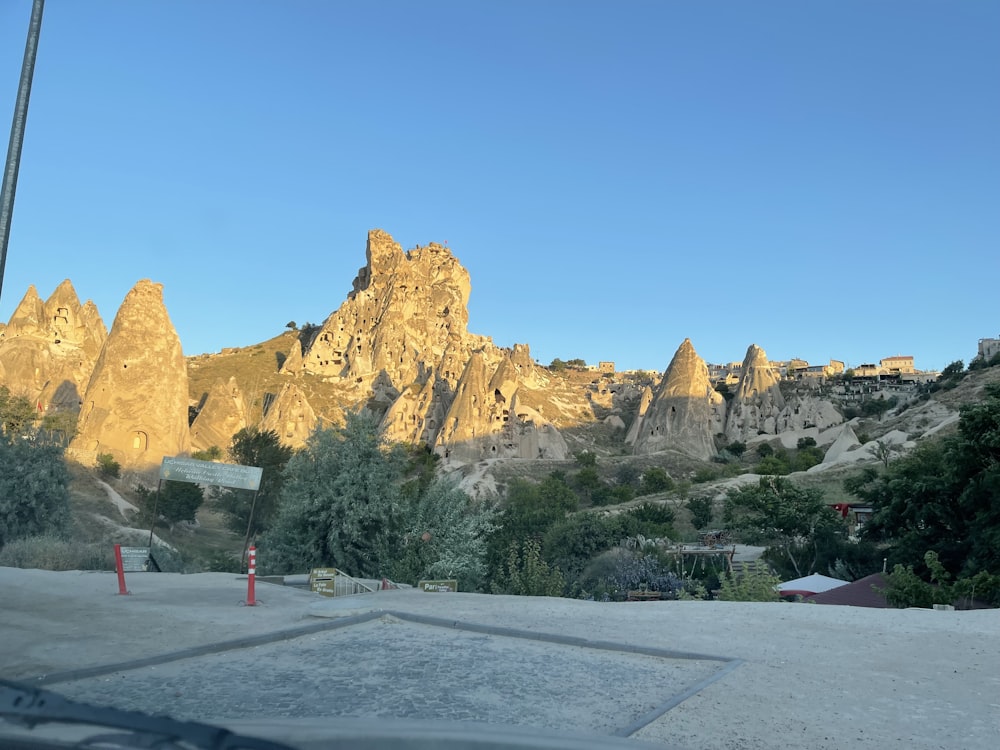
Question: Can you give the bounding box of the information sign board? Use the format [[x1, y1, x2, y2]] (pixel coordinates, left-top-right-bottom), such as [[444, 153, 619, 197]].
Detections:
[[160, 457, 262, 491], [310, 568, 339, 597], [119, 546, 158, 572]]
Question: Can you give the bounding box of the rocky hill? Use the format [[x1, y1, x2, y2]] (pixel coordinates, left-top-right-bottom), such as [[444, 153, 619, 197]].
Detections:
[[0, 228, 985, 489]]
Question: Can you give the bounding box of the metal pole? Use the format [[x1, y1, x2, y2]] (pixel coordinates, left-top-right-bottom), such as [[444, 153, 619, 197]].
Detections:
[[241, 488, 261, 573], [148, 478, 163, 550], [0, 0, 46, 303]]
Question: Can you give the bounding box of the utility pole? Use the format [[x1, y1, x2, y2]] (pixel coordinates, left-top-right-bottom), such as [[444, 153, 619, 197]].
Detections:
[[0, 0, 46, 304]]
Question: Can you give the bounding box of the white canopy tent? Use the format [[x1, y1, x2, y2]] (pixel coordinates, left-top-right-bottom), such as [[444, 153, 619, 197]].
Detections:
[[778, 573, 849, 597]]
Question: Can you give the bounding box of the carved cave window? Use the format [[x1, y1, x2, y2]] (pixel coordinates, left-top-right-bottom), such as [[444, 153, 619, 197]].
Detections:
[[132, 431, 148, 451]]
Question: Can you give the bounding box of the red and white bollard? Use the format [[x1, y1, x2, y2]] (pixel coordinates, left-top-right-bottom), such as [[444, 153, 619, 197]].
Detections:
[[245, 546, 257, 606], [114, 543, 130, 595]]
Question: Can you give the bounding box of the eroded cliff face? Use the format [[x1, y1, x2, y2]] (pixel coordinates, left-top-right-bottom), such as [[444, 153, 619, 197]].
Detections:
[[724, 344, 844, 441], [432, 349, 568, 462], [260, 382, 317, 449], [4, 229, 866, 473], [270, 230, 569, 459], [631, 339, 719, 461], [285, 229, 491, 390], [190, 377, 247, 454], [0, 280, 107, 413], [68, 280, 190, 472]]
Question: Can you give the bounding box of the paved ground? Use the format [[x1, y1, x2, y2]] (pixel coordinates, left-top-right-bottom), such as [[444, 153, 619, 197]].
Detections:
[[49, 616, 723, 737], [2, 568, 999, 750]]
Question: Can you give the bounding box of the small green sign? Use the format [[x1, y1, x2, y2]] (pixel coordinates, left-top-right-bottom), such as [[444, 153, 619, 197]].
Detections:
[[419, 579, 458, 593]]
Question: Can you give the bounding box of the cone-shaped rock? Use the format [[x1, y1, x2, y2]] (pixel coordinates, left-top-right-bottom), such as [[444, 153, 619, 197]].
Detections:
[[261, 382, 317, 449], [632, 339, 717, 460], [190, 376, 248, 453], [69, 280, 190, 471], [0, 280, 107, 412], [724, 344, 785, 441]]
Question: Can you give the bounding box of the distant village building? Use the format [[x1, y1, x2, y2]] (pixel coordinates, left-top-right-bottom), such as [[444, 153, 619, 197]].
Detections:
[[880, 355, 915, 375], [598, 361, 615, 374], [979, 336, 1000, 361]]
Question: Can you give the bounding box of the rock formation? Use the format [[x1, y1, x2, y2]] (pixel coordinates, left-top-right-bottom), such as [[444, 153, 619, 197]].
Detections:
[[69, 280, 190, 472], [632, 339, 719, 460], [260, 382, 317, 449], [724, 344, 785, 441], [190, 377, 247, 453], [271, 230, 567, 461], [0, 280, 107, 413], [433, 349, 568, 462], [287, 229, 491, 391]]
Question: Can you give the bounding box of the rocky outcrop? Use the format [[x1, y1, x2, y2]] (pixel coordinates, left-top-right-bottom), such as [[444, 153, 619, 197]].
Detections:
[[0, 280, 107, 412], [69, 280, 190, 472], [433, 349, 568, 462], [273, 230, 566, 461], [190, 377, 247, 453], [724, 344, 785, 441], [261, 382, 317, 449], [625, 385, 655, 445], [290, 230, 491, 392], [632, 339, 719, 460]]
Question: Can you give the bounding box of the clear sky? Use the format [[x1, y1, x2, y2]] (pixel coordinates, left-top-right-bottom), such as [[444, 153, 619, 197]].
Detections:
[[1, 1, 997, 373]]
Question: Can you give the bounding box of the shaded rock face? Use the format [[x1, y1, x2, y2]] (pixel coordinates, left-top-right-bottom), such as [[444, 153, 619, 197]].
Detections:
[[432, 350, 568, 462], [190, 377, 247, 453], [0, 280, 107, 413], [632, 339, 718, 460], [261, 382, 317, 449], [69, 280, 190, 472]]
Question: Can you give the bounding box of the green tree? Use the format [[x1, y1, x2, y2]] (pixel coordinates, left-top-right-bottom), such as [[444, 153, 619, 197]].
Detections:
[[96, 453, 121, 480], [754, 454, 790, 475], [727, 440, 747, 458], [136, 480, 204, 525], [261, 410, 407, 576], [0, 440, 71, 548], [639, 467, 673, 495], [573, 465, 603, 503], [390, 478, 497, 589], [724, 477, 844, 577], [939, 360, 964, 379], [872, 439, 898, 468], [541, 513, 630, 585], [0, 386, 37, 437], [624, 501, 677, 538], [216, 427, 294, 538], [687, 496, 713, 530], [854, 383, 1000, 580], [717, 567, 781, 602], [493, 539, 565, 596], [484, 475, 577, 588]]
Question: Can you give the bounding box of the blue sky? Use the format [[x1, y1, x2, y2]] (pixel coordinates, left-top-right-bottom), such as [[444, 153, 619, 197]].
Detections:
[[1, 1, 997, 373]]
